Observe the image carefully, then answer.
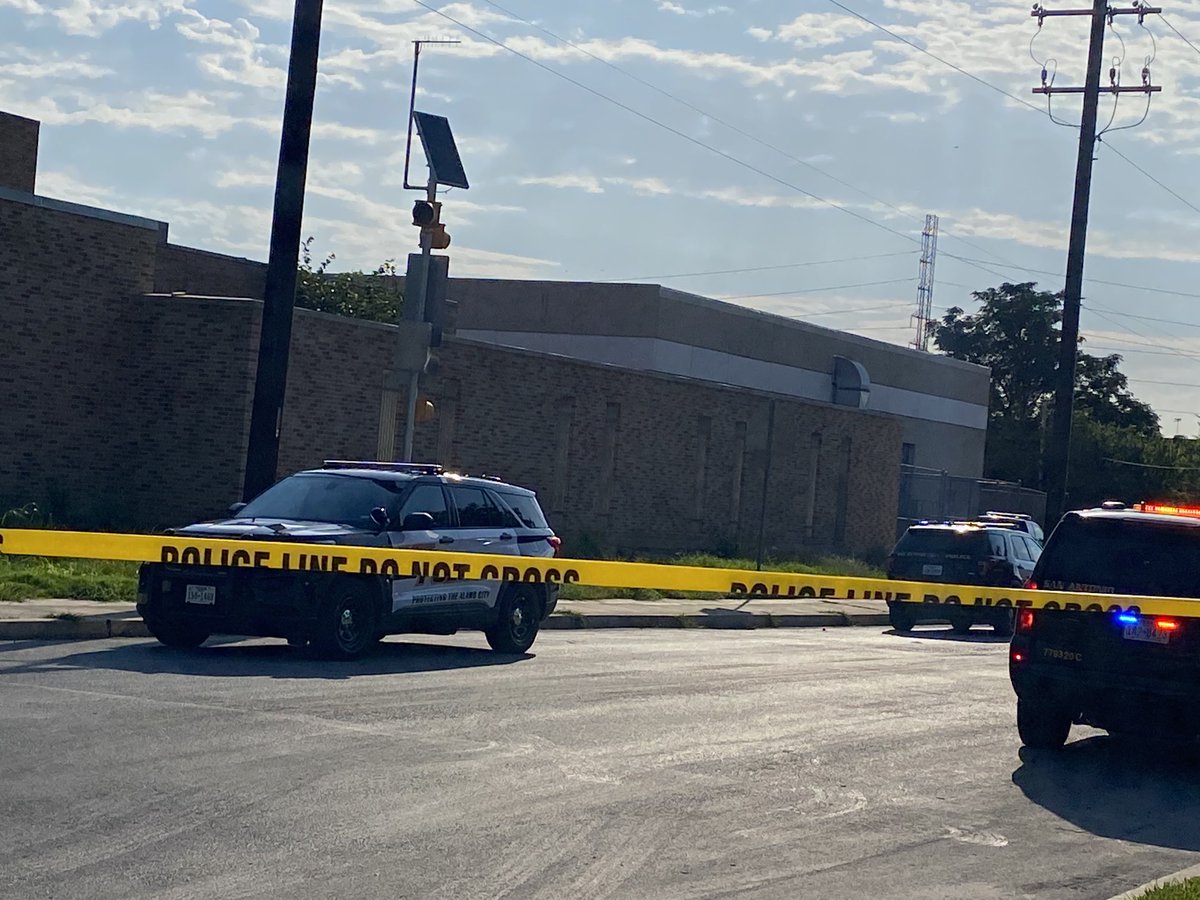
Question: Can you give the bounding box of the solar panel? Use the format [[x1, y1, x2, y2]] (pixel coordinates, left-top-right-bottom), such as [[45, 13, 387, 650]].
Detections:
[[412, 111, 469, 189]]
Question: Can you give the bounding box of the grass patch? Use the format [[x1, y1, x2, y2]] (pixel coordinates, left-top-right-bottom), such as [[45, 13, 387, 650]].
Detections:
[[557, 552, 883, 601], [1134, 878, 1200, 900], [0, 555, 138, 603]]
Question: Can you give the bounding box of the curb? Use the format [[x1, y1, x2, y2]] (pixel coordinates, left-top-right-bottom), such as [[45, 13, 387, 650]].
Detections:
[[1108, 862, 1200, 899], [0, 612, 890, 641], [0, 618, 151, 640]]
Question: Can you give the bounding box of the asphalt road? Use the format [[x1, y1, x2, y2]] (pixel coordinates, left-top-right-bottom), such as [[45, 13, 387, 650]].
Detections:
[[2, 628, 1199, 900]]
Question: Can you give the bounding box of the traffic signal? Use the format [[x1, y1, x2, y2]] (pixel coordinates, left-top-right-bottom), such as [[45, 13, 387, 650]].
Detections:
[[411, 199, 450, 249]]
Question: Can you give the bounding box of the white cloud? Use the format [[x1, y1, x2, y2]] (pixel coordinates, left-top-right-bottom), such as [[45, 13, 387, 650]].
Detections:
[[517, 173, 605, 193], [15, 0, 191, 36], [657, 1, 732, 16]]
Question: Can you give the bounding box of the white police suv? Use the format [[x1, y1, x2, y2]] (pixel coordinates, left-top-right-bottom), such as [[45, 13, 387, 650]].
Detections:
[[136, 461, 562, 659]]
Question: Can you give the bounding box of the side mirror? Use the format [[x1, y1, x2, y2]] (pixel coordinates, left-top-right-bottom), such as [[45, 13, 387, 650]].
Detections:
[[401, 512, 435, 531], [228, 502, 247, 517], [369, 507, 391, 531]]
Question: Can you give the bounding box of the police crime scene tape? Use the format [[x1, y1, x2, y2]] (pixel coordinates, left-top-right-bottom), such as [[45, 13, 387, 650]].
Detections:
[[2, 528, 1199, 619]]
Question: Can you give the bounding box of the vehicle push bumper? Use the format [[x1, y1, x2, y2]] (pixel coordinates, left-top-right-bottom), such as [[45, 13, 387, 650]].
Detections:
[[137, 563, 324, 641]]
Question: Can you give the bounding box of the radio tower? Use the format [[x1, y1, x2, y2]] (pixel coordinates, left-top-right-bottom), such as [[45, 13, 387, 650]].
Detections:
[[911, 214, 939, 351]]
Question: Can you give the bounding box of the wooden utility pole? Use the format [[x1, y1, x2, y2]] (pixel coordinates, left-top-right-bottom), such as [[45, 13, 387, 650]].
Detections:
[[1034, 0, 1161, 523]]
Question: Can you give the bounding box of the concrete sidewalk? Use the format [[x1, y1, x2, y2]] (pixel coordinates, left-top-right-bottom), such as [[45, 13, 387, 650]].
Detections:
[[0, 596, 892, 640]]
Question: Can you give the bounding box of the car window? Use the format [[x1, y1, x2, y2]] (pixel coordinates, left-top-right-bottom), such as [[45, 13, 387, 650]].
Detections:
[[1009, 534, 1032, 561], [1023, 535, 1042, 559], [1036, 516, 1200, 597], [989, 533, 1007, 556], [235, 474, 406, 528], [398, 484, 451, 528], [894, 529, 990, 557], [450, 486, 509, 528], [497, 491, 549, 529]]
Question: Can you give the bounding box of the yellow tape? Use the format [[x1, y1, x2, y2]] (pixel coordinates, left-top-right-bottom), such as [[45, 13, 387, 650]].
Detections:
[[2, 528, 1200, 619]]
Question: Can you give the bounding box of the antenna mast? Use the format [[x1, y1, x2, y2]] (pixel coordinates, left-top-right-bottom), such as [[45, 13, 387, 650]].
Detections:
[[912, 213, 939, 351]]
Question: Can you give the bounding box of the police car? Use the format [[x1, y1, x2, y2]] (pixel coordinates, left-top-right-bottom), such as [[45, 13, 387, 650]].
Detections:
[[1011, 501, 1200, 749], [885, 519, 1041, 635], [136, 461, 562, 658]]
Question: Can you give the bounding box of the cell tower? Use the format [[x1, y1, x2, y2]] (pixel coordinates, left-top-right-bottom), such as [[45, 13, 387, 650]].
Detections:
[[911, 213, 939, 351]]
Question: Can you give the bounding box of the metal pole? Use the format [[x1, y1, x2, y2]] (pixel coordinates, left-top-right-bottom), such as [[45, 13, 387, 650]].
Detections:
[[399, 175, 436, 462], [243, 0, 324, 501], [755, 399, 776, 571], [1044, 0, 1108, 523]]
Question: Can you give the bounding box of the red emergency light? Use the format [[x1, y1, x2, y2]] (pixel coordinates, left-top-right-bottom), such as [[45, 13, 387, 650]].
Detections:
[[1133, 502, 1200, 519]]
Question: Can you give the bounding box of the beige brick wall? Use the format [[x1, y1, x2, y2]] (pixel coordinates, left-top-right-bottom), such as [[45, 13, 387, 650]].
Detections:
[[0, 111, 38, 193], [154, 244, 267, 299], [2, 196, 902, 554], [0, 196, 158, 525]]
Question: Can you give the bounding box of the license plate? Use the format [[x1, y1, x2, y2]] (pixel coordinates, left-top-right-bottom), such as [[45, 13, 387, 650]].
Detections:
[[185, 584, 217, 606], [1123, 622, 1169, 645], [922, 564, 943, 576]]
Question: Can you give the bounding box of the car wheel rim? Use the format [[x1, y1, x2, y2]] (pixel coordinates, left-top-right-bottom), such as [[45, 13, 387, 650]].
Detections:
[[510, 597, 532, 641], [337, 602, 361, 649]]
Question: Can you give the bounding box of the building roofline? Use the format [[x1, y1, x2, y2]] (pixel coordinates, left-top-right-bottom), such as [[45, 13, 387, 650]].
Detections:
[[0, 186, 168, 237]]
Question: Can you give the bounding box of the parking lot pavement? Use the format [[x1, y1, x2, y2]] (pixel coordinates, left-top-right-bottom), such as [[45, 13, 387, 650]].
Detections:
[[1, 629, 1198, 900]]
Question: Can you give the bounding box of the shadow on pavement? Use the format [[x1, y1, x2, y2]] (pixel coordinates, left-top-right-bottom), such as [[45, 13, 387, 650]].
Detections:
[[1013, 734, 1200, 851], [887, 627, 1011, 644], [4, 638, 532, 680]]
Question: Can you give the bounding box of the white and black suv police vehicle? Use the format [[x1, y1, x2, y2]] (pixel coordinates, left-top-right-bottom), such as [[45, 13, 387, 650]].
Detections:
[[136, 461, 562, 659]]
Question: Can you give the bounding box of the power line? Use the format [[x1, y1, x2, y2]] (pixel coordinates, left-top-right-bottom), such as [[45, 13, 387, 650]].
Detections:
[[830, 0, 1200, 222], [481, 0, 1020, 274], [1158, 13, 1200, 59], [409, 0, 932, 251], [1103, 457, 1200, 471], [828, 0, 1047, 115], [946, 255, 1200, 300], [1099, 138, 1200, 217], [605, 250, 914, 283], [722, 278, 914, 301], [417, 0, 1059, 290]]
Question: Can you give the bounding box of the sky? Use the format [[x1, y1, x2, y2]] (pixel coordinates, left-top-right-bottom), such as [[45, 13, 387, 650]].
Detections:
[[4, 0, 1200, 433]]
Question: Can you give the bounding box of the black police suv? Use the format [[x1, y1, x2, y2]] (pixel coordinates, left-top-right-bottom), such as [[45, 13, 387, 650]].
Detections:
[[1011, 502, 1200, 749], [136, 461, 562, 659], [885, 521, 1041, 635]]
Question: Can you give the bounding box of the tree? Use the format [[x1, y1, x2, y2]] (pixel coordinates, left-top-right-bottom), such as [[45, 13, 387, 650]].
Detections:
[[294, 237, 403, 324], [932, 281, 1159, 487]]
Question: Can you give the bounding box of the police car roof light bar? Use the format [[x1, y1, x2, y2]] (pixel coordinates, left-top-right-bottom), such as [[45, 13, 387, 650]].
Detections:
[[322, 460, 445, 474]]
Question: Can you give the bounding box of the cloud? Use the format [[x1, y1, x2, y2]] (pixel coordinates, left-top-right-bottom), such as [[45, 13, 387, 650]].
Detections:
[[13, 0, 191, 36], [517, 173, 606, 193], [657, 1, 732, 16], [759, 13, 877, 49]]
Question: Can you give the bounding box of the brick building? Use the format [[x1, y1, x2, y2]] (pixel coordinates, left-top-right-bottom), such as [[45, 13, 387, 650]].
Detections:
[[0, 112, 990, 558]]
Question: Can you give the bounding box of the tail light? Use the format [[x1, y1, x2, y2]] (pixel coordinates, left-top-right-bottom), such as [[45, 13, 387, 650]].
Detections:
[[548, 536, 562, 557], [1155, 618, 1180, 632], [1017, 609, 1035, 634], [1025, 579, 1037, 590]]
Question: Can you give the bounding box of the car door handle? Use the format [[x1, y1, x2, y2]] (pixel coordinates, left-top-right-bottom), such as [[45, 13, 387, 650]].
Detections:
[[499, 533, 513, 540], [439, 536, 455, 544]]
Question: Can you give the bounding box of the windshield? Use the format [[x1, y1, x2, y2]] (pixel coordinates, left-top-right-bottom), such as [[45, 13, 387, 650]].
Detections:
[[895, 529, 992, 557], [1038, 517, 1200, 597], [236, 474, 407, 528]]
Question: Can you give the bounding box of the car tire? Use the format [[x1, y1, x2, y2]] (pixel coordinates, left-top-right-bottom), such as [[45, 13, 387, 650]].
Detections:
[[146, 617, 210, 649], [993, 612, 1015, 638], [889, 603, 916, 633], [312, 585, 377, 660], [485, 585, 541, 654], [1017, 697, 1072, 750]]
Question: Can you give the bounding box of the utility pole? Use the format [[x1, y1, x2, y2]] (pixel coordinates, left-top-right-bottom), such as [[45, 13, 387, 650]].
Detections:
[[1033, 0, 1161, 522], [243, 0, 324, 501]]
